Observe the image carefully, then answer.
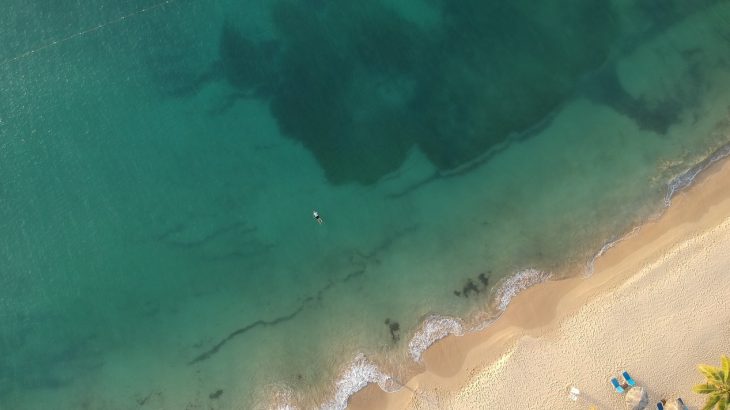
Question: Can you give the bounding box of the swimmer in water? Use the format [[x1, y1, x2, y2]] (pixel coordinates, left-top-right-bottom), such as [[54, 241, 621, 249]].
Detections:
[[313, 210, 324, 224]]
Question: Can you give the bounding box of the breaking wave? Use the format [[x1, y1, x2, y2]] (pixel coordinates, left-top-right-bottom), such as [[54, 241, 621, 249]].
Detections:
[[321, 353, 398, 410], [665, 143, 730, 206], [407, 315, 465, 362], [492, 268, 552, 311], [306, 143, 730, 409]]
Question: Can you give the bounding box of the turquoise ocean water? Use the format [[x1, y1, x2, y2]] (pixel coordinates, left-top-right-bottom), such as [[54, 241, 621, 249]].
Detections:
[[2, 1, 730, 408]]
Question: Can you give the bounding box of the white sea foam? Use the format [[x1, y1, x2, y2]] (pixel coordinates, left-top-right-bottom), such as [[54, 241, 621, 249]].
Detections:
[[665, 144, 730, 206], [586, 238, 620, 275], [407, 315, 465, 362], [310, 145, 730, 410], [585, 226, 640, 276], [586, 144, 730, 277], [406, 271, 551, 363], [493, 268, 551, 311], [321, 353, 394, 410]]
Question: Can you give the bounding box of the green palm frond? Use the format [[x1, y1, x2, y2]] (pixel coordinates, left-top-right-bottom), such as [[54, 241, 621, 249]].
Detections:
[[695, 384, 718, 394], [696, 357, 730, 410], [699, 364, 723, 381], [703, 395, 721, 410]]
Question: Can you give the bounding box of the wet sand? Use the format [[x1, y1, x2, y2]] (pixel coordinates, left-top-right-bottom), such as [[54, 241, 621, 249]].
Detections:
[[349, 157, 730, 409]]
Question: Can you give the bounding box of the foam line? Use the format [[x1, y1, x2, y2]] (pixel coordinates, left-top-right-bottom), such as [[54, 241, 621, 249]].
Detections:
[[408, 315, 465, 362], [665, 143, 730, 206], [492, 269, 552, 311], [321, 354, 395, 410]]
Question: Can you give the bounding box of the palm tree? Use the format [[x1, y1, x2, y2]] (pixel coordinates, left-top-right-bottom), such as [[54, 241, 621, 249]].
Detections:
[[693, 355, 730, 410]]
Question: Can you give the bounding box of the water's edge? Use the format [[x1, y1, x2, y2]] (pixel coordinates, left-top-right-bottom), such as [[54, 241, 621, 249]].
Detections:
[[281, 142, 730, 410]]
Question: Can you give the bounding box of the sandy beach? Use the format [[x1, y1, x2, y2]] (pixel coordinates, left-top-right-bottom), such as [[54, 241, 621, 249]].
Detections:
[[349, 157, 730, 409]]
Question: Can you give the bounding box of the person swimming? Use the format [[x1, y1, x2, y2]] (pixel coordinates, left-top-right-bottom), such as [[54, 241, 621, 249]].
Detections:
[[312, 210, 323, 224]]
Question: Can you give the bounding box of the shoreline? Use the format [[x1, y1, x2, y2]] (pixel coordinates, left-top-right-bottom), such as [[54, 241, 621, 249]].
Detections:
[[346, 154, 730, 409]]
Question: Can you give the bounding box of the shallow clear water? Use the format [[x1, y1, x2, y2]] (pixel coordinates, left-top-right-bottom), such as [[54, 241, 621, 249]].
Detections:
[[1, 0, 730, 408]]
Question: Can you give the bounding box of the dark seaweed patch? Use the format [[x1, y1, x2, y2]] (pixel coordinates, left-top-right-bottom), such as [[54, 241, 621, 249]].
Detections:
[[455, 272, 490, 298], [384, 318, 401, 342], [461, 279, 479, 298]]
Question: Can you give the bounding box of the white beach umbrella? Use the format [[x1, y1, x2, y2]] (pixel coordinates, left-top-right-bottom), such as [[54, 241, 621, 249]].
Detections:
[[664, 399, 688, 410], [625, 386, 649, 410]]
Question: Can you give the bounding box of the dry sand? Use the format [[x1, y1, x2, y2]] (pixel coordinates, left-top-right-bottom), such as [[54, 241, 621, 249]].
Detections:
[[349, 158, 730, 410]]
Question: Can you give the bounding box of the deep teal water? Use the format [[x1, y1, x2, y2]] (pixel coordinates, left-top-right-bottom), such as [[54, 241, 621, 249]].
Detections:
[[1, 1, 730, 408]]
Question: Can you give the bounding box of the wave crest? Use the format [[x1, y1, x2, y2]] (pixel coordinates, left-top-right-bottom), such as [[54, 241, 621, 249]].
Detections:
[[493, 268, 551, 311], [665, 143, 730, 206], [321, 353, 394, 410], [407, 315, 465, 362]]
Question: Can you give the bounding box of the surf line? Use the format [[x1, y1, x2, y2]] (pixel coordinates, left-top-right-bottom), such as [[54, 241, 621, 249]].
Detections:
[[0, 0, 183, 67]]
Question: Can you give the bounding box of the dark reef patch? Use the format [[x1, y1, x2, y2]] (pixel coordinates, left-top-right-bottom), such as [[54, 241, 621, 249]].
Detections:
[[219, 22, 280, 97], [188, 225, 418, 364], [583, 54, 709, 135], [634, 0, 720, 32], [189, 302, 311, 365], [583, 67, 683, 135], [0, 328, 103, 400], [136, 391, 162, 406], [206, 0, 618, 185], [154, 219, 274, 263]]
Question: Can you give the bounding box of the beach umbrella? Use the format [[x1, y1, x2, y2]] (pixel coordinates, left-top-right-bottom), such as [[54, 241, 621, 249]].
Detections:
[[664, 399, 688, 410], [625, 386, 649, 410]]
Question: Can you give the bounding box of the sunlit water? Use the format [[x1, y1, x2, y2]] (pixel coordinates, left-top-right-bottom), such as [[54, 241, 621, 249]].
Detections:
[[1, 1, 730, 408]]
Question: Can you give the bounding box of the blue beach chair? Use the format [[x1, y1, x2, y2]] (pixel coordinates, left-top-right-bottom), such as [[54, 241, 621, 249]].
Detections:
[[610, 378, 625, 393], [622, 371, 636, 387], [657, 402, 664, 410]]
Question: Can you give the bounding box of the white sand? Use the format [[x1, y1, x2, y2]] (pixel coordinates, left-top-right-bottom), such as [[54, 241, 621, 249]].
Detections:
[[437, 217, 730, 409]]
